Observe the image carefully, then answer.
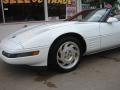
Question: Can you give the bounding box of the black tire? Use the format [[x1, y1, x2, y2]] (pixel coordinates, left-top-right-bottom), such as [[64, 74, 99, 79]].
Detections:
[[48, 36, 83, 73]]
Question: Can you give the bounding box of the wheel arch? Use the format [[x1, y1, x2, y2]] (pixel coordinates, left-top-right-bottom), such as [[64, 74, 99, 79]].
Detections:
[[48, 33, 87, 61]]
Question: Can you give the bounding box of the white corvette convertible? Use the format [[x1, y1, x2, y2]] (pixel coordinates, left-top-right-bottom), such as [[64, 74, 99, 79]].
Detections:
[[0, 8, 120, 72]]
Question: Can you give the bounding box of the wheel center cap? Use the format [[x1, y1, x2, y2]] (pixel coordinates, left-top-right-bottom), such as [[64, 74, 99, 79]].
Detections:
[[65, 50, 73, 61]]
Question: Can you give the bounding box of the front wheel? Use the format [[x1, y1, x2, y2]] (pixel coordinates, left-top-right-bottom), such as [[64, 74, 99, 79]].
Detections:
[[48, 37, 82, 72]]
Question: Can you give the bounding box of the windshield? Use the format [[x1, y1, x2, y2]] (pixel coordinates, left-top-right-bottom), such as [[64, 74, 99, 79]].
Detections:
[[69, 9, 110, 22], [84, 9, 109, 22]]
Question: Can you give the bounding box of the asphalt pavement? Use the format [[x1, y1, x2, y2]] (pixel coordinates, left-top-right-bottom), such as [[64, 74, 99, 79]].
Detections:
[[0, 22, 120, 90]]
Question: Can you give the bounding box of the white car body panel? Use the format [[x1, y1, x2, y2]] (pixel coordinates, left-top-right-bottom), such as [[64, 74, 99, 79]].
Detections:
[[0, 45, 49, 66], [100, 21, 120, 50], [0, 21, 101, 66]]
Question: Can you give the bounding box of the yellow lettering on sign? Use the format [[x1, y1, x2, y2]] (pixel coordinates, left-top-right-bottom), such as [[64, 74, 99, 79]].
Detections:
[[62, 0, 67, 4], [10, 0, 16, 4], [38, 0, 43, 3], [51, 0, 57, 4], [17, 0, 24, 3], [57, 0, 62, 4], [32, 0, 37, 3], [67, 0, 72, 4], [3, 0, 9, 4], [24, 0, 30, 3], [3, 0, 72, 4], [48, 0, 51, 4]]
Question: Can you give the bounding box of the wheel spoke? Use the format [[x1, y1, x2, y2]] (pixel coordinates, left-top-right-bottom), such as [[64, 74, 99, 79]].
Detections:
[[62, 61, 68, 66], [63, 42, 70, 52], [59, 46, 64, 54], [57, 51, 65, 61]]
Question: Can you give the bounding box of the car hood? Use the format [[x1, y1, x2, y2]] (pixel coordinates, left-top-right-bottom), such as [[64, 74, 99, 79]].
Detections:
[[3, 21, 95, 48]]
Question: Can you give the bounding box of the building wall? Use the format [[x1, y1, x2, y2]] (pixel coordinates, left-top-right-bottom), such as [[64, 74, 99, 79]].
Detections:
[[0, 0, 100, 23]]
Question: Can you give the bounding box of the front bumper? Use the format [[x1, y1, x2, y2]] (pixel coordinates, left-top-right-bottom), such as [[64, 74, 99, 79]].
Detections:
[[0, 40, 49, 66], [0, 47, 49, 66]]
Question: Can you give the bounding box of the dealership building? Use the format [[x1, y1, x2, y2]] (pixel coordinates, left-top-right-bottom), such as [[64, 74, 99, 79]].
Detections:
[[0, 0, 103, 23]]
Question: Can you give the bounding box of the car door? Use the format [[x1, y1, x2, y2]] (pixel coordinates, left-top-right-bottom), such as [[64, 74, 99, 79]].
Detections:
[[100, 20, 120, 50]]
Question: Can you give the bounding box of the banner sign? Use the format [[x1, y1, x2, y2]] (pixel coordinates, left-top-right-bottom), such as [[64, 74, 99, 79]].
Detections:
[[3, 0, 72, 4], [66, 0, 76, 19]]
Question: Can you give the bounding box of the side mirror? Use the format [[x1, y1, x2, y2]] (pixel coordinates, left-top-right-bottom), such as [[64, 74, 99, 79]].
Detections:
[[107, 17, 118, 23]]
